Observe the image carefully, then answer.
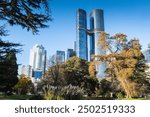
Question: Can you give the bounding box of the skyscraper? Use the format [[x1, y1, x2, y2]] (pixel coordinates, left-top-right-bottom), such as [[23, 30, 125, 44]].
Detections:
[[56, 50, 65, 63], [89, 9, 105, 57], [76, 8, 106, 79], [89, 9, 106, 78], [67, 49, 76, 59], [29, 44, 46, 79], [76, 9, 88, 60]]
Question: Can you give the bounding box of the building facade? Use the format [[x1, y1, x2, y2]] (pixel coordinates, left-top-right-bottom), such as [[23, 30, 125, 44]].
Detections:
[[29, 44, 46, 79], [76, 9, 88, 60]]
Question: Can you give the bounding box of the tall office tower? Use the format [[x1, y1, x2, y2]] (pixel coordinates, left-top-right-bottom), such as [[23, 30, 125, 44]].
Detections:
[[143, 44, 150, 72], [89, 9, 106, 78], [21, 65, 32, 77], [56, 50, 65, 63], [67, 49, 76, 59], [29, 44, 46, 79], [76, 9, 88, 60]]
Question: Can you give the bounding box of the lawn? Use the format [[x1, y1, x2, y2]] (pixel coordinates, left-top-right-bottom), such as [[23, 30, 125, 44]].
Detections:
[[120, 98, 150, 100], [0, 94, 150, 100], [0, 94, 34, 100]]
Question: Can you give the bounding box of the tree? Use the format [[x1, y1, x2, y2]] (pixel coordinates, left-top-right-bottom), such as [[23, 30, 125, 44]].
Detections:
[[0, 0, 52, 57], [0, 0, 51, 34], [38, 55, 66, 98], [64, 57, 99, 96], [44, 55, 65, 86], [0, 52, 18, 93], [0, 39, 21, 59], [95, 32, 150, 98], [64, 56, 89, 86], [0, 0, 52, 93], [0, 0, 51, 54], [14, 74, 34, 95], [89, 61, 97, 78]]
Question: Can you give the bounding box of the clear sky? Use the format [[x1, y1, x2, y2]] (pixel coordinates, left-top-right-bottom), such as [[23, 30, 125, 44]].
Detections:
[[2, 0, 150, 73]]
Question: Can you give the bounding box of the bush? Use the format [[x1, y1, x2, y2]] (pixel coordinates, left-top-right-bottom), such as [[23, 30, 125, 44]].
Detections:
[[60, 85, 84, 100], [117, 92, 124, 99]]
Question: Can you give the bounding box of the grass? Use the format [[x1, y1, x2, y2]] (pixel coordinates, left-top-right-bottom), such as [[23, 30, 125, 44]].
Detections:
[[119, 98, 150, 100], [0, 94, 33, 100], [1, 94, 150, 100]]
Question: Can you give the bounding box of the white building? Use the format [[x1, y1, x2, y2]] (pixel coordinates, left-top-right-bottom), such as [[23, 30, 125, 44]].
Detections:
[[29, 44, 46, 79]]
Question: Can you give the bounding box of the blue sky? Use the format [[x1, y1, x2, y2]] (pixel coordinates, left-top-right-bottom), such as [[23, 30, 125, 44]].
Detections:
[[2, 0, 150, 73]]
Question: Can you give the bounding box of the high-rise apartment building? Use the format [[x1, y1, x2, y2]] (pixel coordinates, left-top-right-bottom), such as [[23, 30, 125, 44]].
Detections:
[[76, 9, 88, 60], [76, 9, 106, 78], [29, 44, 46, 79]]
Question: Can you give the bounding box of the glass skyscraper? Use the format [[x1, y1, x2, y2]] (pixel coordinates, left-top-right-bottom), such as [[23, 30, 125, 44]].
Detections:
[[89, 9, 106, 78], [76, 9, 106, 79], [76, 9, 88, 60], [56, 50, 65, 63], [67, 49, 76, 59]]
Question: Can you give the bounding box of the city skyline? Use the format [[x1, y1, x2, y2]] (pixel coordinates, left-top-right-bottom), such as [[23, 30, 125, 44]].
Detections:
[[1, 0, 150, 73]]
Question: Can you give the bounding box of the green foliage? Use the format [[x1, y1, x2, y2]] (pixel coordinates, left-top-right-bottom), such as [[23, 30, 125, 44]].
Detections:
[[0, 52, 18, 93], [0, 0, 52, 34], [117, 92, 124, 99], [0, 0, 52, 95], [41, 57, 99, 97], [0, 39, 21, 60], [99, 79, 112, 97], [43, 90, 64, 100], [83, 77, 100, 96], [0, 0, 51, 58], [0, 94, 34, 100], [64, 56, 89, 86], [14, 74, 34, 95]]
